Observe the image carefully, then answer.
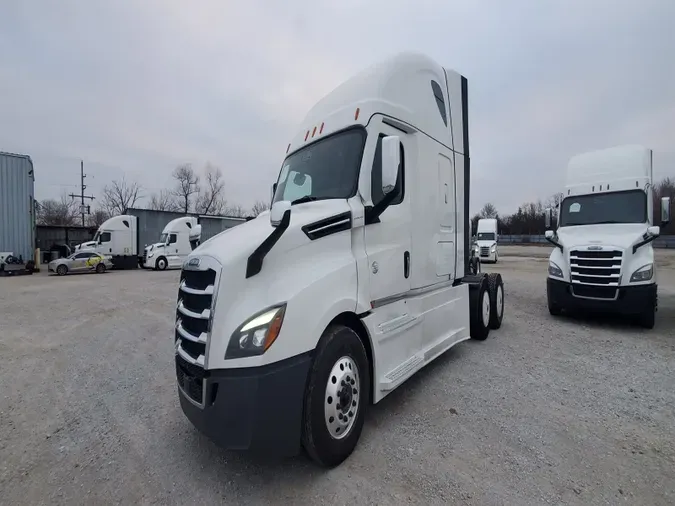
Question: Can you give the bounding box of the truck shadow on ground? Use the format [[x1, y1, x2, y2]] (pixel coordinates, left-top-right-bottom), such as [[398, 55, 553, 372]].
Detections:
[[175, 344, 470, 481]]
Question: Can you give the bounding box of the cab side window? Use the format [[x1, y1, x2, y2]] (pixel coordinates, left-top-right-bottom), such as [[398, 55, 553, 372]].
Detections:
[[371, 134, 405, 206], [100, 232, 111, 243], [169, 234, 177, 244]]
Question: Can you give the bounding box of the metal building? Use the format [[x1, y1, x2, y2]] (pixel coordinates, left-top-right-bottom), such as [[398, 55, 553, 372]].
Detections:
[[0, 152, 36, 262]]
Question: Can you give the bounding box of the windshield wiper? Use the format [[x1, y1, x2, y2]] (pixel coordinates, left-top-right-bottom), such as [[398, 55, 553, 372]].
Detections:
[[291, 196, 320, 205]]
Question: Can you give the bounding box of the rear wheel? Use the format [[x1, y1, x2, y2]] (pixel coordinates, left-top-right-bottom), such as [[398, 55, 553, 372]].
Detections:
[[487, 273, 504, 329], [302, 325, 369, 468], [56, 264, 68, 276], [469, 276, 491, 341]]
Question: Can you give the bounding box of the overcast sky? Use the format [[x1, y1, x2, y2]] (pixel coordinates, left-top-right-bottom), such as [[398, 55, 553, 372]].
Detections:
[[1, 0, 674, 215]]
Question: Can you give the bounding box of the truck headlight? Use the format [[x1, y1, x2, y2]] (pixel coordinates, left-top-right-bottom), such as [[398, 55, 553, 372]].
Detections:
[[630, 263, 653, 283], [548, 261, 563, 278], [147, 252, 154, 258], [226, 304, 286, 358], [491, 244, 496, 252]]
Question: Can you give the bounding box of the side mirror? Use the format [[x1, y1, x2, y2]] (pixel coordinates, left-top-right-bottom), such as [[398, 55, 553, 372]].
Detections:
[[270, 200, 291, 227], [544, 208, 553, 229], [545, 230, 554, 240], [271, 183, 277, 204], [647, 225, 660, 238], [661, 196, 671, 226], [381, 135, 400, 195]]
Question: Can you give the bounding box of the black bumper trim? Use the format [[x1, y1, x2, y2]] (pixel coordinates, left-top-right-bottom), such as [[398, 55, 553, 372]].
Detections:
[[547, 277, 656, 314], [178, 351, 313, 457]]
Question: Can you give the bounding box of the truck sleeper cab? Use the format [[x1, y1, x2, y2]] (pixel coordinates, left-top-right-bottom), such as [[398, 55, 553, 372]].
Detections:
[[545, 145, 671, 328], [174, 52, 506, 467], [143, 216, 202, 270]]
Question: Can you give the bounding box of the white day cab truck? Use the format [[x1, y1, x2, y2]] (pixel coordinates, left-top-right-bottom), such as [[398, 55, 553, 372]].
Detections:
[[173, 52, 506, 467], [89, 215, 202, 269], [475, 218, 499, 263], [544, 145, 671, 329], [143, 217, 202, 270]]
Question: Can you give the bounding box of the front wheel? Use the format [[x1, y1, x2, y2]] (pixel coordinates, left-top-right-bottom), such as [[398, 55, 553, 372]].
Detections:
[[637, 302, 656, 329], [302, 325, 370, 468], [56, 264, 68, 276], [96, 263, 106, 274], [156, 257, 167, 271]]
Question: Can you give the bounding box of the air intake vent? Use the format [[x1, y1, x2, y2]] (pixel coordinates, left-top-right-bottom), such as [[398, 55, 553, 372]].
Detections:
[[302, 211, 352, 240]]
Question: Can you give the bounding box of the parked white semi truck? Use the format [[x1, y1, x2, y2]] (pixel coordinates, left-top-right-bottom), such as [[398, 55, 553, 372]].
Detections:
[[143, 216, 202, 270], [91, 215, 140, 269], [475, 218, 499, 263], [173, 52, 506, 467], [545, 145, 671, 328]]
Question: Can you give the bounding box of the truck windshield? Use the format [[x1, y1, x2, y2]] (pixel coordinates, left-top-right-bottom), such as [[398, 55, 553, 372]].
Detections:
[[559, 190, 647, 226], [477, 232, 495, 240], [273, 128, 366, 205]]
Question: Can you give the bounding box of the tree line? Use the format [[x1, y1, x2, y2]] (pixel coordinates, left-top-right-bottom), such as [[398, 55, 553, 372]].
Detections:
[[472, 177, 675, 236], [36, 163, 271, 227]]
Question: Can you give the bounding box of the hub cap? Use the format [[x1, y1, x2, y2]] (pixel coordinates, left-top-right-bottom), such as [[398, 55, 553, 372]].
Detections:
[[324, 356, 360, 440], [482, 290, 491, 327]]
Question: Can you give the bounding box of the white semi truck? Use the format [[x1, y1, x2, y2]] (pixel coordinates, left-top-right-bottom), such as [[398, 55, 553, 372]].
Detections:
[[142, 216, 202, 270], [545, 145, 671, 328], [173, 52, 506, 467], [475, 218, 499, 263], [91, 215, 140, 268]]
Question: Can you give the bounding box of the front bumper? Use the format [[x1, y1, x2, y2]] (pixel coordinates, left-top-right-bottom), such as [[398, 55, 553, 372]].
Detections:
[[177, 351, 312, 457], [547, 277, 657, 314]]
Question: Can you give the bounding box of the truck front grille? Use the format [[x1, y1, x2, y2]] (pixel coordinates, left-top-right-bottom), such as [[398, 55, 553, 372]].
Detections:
[[176, 353, 205, 405], [480, 246, 490, 257], [569, 249, 622, 297], [175, 262, 219, 384]]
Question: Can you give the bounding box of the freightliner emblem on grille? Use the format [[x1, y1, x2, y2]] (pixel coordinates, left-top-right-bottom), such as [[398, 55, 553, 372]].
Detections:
[[587, 246, 603, 251]]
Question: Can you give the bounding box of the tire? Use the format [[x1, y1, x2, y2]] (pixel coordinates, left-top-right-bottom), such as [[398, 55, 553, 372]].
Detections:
[[547, 287, 562, 316], [302, 325, 370, 468], [637, 302, 656, 329], [494, 251, 499, 264], [96, 263, 106, 274], [156, 257, 167, 271], [487, 273, 504, 329], [56, 264, 68, 276], [469, 275, 491, 341]]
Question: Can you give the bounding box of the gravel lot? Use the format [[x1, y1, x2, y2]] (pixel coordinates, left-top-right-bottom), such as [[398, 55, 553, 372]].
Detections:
[[1, 246, 674, 505]]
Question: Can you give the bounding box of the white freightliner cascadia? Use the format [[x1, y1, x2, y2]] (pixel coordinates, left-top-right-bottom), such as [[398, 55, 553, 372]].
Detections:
[[475, 218, 499, 263], [142, 216, 201, 270], [545, 145, 671, 328], [173, 52, 506, 467]]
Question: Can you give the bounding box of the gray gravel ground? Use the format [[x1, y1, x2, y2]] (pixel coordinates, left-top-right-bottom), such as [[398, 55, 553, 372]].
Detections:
[[1, 246, 674, 506]]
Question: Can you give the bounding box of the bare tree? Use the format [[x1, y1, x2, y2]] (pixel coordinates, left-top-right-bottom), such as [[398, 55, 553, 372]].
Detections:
[[226, 204, 248, 218], [101, 177, 142, 215], [36, 193, 80, 226], [86, 208, 110, 227], [148, 189, 179, 212], [195, 164, 226, 215], [478, 203, 498, 219], [250, 200, 270, 217], [172, 164, 200, 213]]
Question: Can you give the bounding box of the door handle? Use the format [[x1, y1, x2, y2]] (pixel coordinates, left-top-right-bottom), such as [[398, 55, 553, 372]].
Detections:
[[404, 251, 410, 279], [444, 183, 448, 204]]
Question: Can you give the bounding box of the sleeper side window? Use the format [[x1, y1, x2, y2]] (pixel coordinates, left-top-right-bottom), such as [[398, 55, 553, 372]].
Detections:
[[430, 80, 448, 126]]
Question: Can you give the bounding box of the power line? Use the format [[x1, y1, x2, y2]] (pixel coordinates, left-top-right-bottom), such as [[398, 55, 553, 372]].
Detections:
[[68, 160, 96, 226]]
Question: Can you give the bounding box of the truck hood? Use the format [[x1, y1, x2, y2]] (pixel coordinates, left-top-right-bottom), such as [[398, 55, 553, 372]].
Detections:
[[192, 199, 352, 268], [146, 243, 165, 251], [556, 223, 650, 250], [476, 240, 496, 247]]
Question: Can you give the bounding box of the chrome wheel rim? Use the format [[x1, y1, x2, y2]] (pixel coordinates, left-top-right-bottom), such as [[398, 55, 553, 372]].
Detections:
[[482, 290, 491, 327], [497, 284, 504, 317], [324, 356, 360, 440]]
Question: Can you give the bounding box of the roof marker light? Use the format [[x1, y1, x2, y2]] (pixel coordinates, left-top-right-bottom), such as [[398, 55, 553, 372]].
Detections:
[[312, 126, 317, 138], [319, 122, 324, 134], [286, 143, 290, 153], [355, 108, 360, 120]]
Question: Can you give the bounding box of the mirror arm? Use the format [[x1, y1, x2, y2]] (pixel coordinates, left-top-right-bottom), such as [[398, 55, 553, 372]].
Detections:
[[632, 233, 657, 254], [545, 233, 563, 252], [365, 189, 398, 225]]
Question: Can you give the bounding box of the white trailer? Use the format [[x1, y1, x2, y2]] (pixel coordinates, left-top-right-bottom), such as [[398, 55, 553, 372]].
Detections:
[[142, 216, 202, 270], [173, 52, 506, 467], [475, 218, 499, 263], [545, 145, 671, 328]]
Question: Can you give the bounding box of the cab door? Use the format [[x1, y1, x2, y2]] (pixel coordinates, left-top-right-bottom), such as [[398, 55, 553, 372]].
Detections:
[[364, 124, 412, 304]]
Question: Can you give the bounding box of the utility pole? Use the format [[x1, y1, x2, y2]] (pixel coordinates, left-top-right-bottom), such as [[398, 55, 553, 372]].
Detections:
[[69, 160, 95, 226]]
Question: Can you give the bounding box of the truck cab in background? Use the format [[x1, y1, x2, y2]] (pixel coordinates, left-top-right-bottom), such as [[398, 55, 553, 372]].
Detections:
[[545, 145, 671, 328], [475, 218, 499, 263], [92, 215, 139, 269], [143, 216, 202, 270]]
